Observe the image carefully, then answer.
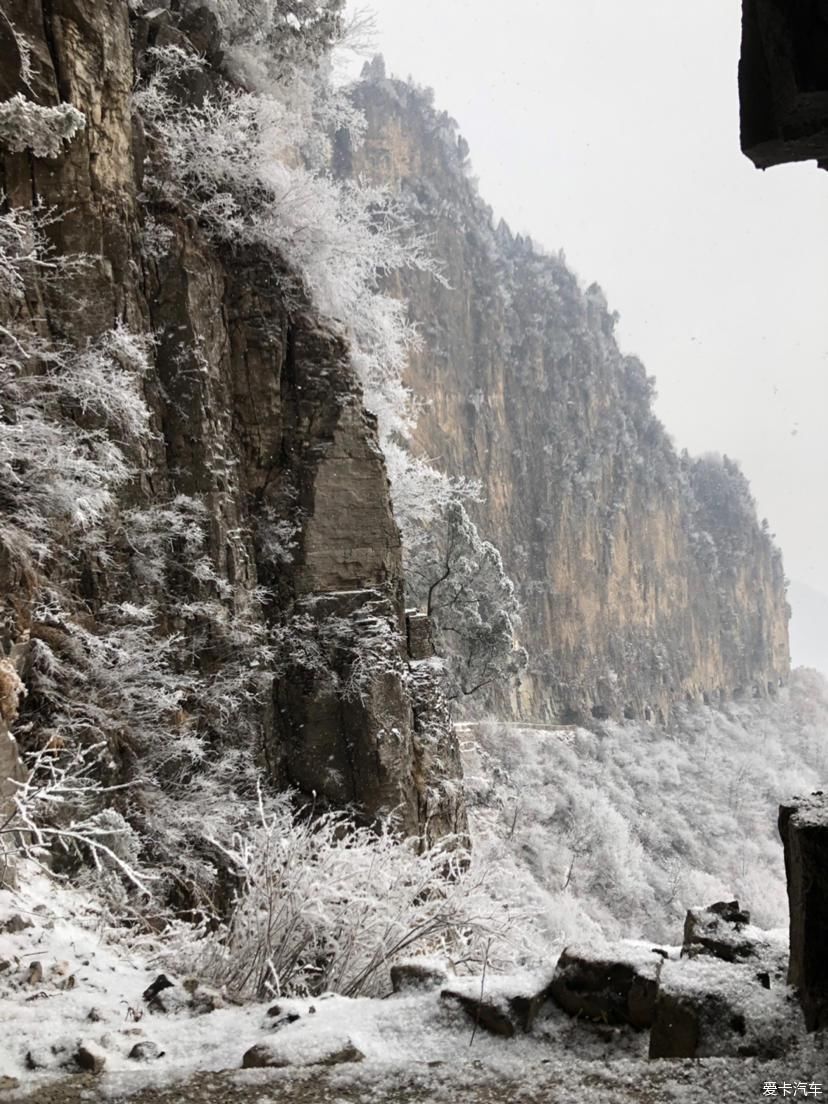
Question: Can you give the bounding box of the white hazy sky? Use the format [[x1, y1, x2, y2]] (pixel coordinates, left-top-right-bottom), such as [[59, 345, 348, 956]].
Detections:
[[346, 0, 828, 616]]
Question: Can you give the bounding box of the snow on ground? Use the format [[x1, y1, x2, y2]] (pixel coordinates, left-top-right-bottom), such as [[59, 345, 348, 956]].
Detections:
[[0, 869, 268, 1082], [5, 679, 828, 1100], [2, 870, 827, 1102], [0, 868, 615, 1093]]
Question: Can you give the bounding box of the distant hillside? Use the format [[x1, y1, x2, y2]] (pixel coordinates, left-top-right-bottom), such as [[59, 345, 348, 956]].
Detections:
[[465, 667, 828, 945], [789, 580, 828, 676]]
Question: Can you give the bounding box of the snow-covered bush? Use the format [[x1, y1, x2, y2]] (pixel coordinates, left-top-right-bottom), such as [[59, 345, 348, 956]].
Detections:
[[189, 791, 535, 999], [0, 95, 85, 159], [276, 596, 403, 703], [405, 501, 527, 699], [0, 205, 152, 566], [1, 740, 150, 891], [198, 0, 345, 72]]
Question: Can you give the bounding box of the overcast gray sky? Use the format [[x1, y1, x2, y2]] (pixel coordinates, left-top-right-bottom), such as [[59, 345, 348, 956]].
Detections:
[[346, 0, 828, 631]]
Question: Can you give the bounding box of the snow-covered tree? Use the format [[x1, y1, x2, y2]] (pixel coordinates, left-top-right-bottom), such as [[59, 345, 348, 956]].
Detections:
[[407, 502, 527, 699], [199, 0, 345, 73]]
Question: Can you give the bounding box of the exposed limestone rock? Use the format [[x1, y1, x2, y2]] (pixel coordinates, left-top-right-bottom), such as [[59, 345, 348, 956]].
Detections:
[[406, 612, 435, 660], [547, 944, 663, 1029], [779, 792, 828, 1030], [341, 75, 791, 723], [75, 1041, 107, 1074], [0, 645, 28, 885], [1, 914, 32, 934], [0, 718, 25, 886], [128, 1041, 163, 1062], [241, 1037, 364, 1069], [507, 990, 550, 1034]]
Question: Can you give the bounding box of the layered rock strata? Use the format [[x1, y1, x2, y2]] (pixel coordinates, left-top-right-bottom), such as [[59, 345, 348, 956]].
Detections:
[[339, 73, 791, 723]]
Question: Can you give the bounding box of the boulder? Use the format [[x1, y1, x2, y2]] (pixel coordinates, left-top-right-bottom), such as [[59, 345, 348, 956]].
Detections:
[[779, 792, 828, 1030], [25, 961, 44, 986], [649, 956, 795, 1059], [547, 943, 663, 1029], [189, 985, 224, 1015], [1, 915, 32, 934], [440, 990, 515, 1038], [682, 900, 758, 962], [142, 974, 175, 1004], [241, 1037, 364, 1069], [263, 1009, 301, 1033], [128, 1040, 163, 1062], [241, 1043, 287, 1070], [508, 990, 551, 1033], [76, 1041, 107, 1074], [390, 960, 448, 993]]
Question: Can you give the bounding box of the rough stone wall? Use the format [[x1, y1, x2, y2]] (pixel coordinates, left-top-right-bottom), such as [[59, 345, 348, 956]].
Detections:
[[0, 4, 466, 841], [740, 0, 828, 170], [339, 75, 791, 724]]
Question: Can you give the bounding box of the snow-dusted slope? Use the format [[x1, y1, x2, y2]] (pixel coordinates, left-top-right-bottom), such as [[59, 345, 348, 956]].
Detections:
[[463, 668, 828, 945]]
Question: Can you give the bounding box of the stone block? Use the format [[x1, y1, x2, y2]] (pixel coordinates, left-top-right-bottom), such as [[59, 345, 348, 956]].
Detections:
[[779, 792, 828, 1030], [649, 956, 793, 1059], [406, 612, 434, 660], [548, 943, 663, 1029], [682, 900, 759, 963]]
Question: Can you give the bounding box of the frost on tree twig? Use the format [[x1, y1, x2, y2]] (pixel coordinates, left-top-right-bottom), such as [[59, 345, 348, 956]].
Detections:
[[0, 95, 86, 159]]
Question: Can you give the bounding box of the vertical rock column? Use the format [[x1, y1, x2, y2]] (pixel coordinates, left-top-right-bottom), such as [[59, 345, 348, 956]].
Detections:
[[779, 793, 828, 1030]]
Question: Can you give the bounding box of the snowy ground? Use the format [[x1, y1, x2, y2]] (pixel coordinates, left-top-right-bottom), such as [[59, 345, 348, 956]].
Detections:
[[2, 872, 827, 1103]]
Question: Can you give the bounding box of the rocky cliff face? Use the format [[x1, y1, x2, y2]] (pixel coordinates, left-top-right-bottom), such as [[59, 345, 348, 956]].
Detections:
[[0, 2, 466, 862], [339, 73, 791, 723]]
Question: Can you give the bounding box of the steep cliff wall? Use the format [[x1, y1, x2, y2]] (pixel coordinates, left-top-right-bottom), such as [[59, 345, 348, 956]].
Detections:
[[340, 73, 791, 723], [0, 1, 466, 876]]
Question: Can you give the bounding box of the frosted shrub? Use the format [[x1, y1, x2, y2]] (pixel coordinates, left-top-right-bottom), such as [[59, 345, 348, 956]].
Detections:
[[0, 206, 152, 563], [406, 501, 527, 699], [199, 0, 345, 68], [384, 441, 481, 537], [22, 599, 188, 760], [1, 740, 151, 891], [191, 791, 535, 999], [0, 95, 85, 159]]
